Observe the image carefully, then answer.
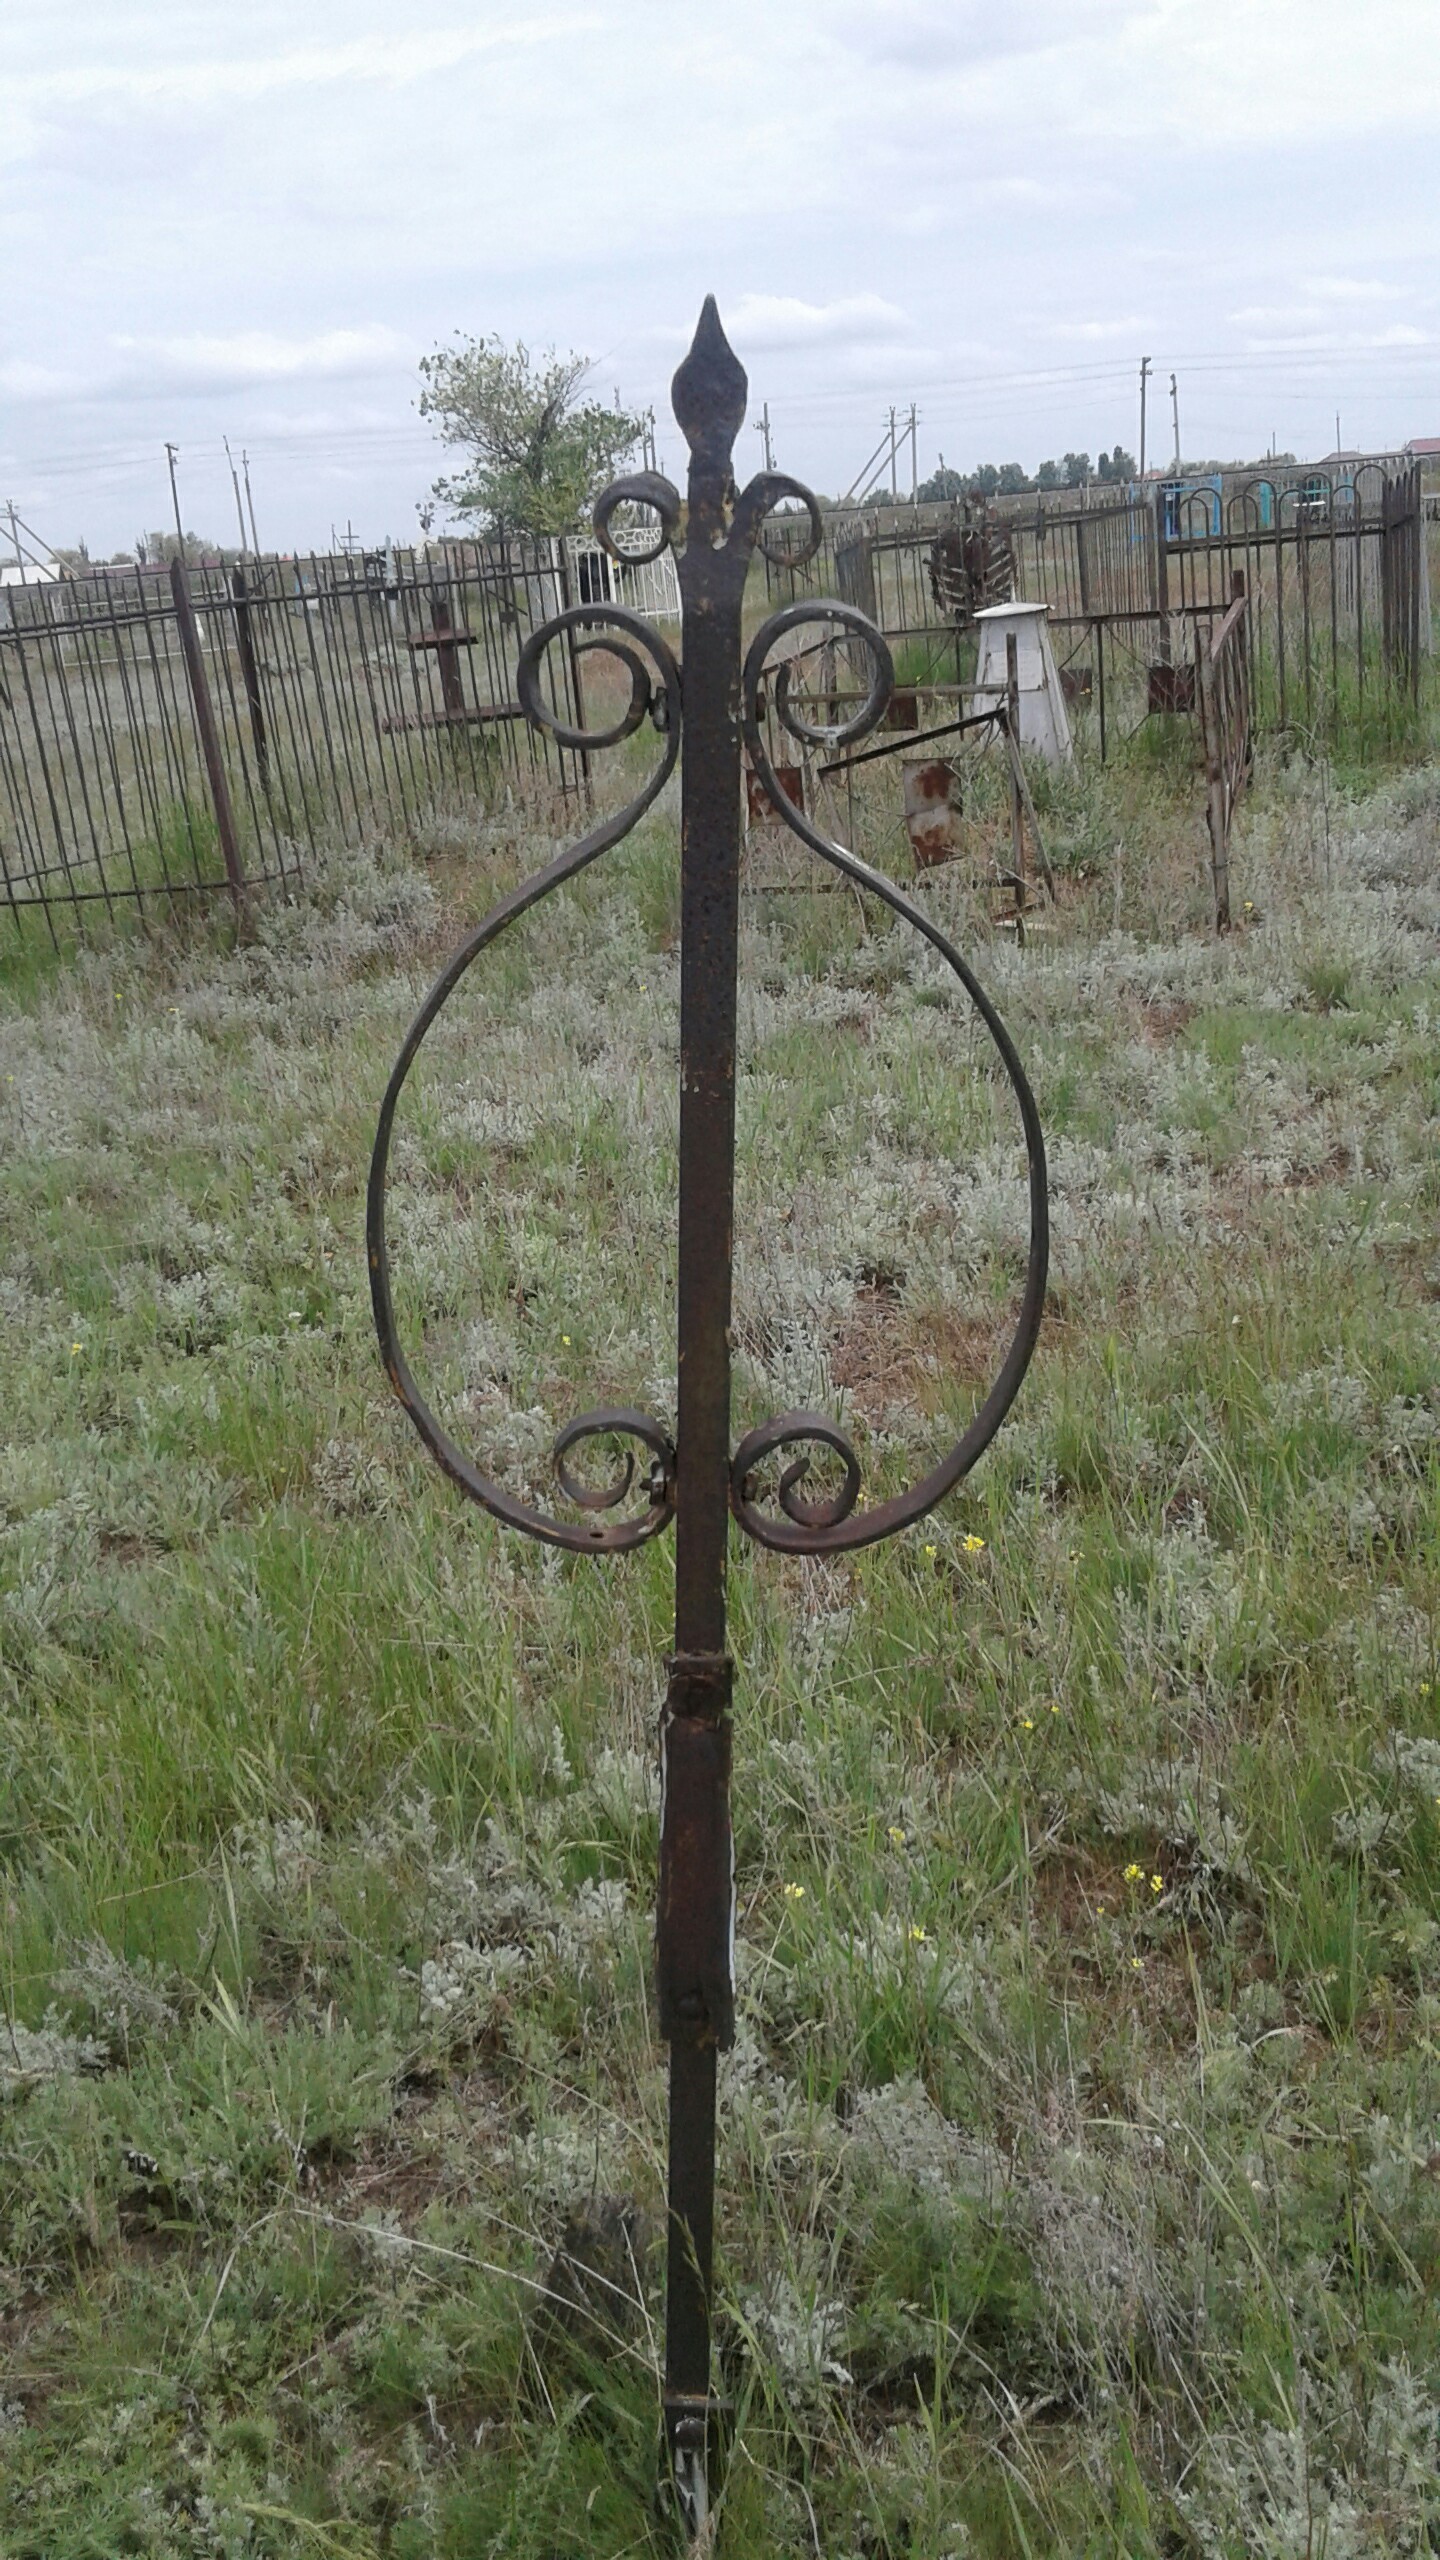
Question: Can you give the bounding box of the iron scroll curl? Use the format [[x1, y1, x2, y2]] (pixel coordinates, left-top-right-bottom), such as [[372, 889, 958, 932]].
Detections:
[[366, 602, 683, 1553], [731, 598, 1050, 1554]]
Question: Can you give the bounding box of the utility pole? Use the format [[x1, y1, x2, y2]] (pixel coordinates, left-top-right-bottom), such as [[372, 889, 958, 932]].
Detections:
[[1169, 371, 1180, 472], [223, 437, 247, 556], [1139, 355, 1151, 482], [165, 442, 186, 564], [908, 402, 918, 502], [756, 402, 774, 472], [241, 450, 260, 557], [888, 406, 898, 501], [1335, 410, 1342, 456], [6, 501, 24, 573]]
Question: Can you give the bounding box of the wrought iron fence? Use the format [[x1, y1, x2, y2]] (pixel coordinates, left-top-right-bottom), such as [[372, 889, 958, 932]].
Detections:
[[755, 465, 1427, 751], [0, 543, 588, 937]]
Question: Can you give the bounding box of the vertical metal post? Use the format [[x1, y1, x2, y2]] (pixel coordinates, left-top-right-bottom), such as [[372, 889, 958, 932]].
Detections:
[[1006, 628, 1026, 907], [1154, 484, 1172, 665], [165, 442, 186, 565], [169, 558, 249, 920], [659, 300, 748, 2535], [430, 589, 466, 716], [230, 568, 269, 790], [552, 539, 591, 792], [365, 295, 1050, 2554], [242, 452, 261, 559], [1095, 614, 1107, 764], [225, 437, 248, 557]]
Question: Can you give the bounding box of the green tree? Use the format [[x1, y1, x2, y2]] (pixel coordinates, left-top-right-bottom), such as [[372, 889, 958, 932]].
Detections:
[[418, 337, 643, 536], [1036, 459, 1063, 491], [917, 464, 968, 503], [135, 530, 233, 566], [1063, 451, 1091, 488]]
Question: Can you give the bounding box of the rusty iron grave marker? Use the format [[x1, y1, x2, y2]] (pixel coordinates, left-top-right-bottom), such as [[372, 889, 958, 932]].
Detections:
[[367, 299, 1049, 2541]]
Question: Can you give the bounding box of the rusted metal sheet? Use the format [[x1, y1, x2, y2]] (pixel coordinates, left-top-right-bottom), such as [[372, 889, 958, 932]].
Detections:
[[902, 756, 961, 867], [744, 759, 803, 826], [1148, 661, 1196, 714]]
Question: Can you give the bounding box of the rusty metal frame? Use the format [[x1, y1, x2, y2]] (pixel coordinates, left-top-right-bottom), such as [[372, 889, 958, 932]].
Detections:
[[366, 300, 1048, 2539]]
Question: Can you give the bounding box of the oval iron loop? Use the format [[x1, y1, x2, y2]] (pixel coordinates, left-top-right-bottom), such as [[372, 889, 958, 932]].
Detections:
[[368, 612, 682, 1554], [593, 471, 684, 565], [553, 1408, 676, 1514], [731, 471, 825, 569], [733, 1410, 863, 1531], [758, 598, 894, 751], [518, 601, 676, 754], [572, 634, 654, 741], [732, 605, 1049, 1556]]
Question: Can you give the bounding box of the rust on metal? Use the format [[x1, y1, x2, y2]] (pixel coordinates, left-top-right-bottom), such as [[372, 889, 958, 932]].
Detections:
[[744, 759, 804, 826], [1148, 660, 1197, 714], [902, 756, 962, 868], [366, 297, 1049, 2538]]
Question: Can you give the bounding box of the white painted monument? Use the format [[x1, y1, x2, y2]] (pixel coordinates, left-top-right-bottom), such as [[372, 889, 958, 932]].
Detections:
[[970, 600, 1073, 766]]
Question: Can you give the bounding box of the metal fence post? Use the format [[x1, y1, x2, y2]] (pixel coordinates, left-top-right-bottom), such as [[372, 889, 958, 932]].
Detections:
[[230, 567, 269, 789], [170, 558, 250, 920], [1005, 628, 1026, 906]]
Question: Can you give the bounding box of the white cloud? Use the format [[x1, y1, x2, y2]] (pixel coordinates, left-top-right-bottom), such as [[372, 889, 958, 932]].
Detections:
[[108, 326, 412, 391], [1309, 276, 1407, 302], [1052, 316, 1146, 341], [0, 361, 85, 401], [851, 0, 1440, 147], [12, 18, 599, 113], [1230, 306, 1327, 332], [723, 295, 913, 354]]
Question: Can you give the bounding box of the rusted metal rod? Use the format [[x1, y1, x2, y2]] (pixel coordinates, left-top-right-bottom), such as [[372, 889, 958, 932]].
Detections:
[[169, 558, 250, 921], [230, 567, 269, 790]]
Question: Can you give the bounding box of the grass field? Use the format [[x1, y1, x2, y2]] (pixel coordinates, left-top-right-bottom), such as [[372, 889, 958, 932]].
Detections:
[[2, 724, 1440, 2556]]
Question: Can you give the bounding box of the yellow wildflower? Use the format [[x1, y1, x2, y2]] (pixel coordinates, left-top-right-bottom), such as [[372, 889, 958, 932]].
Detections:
[[1123, 1862, 1144, 1885], [908, 1924, 928, 1944], [782, 1882, 805, 1902], [962, 1534, 986, 1554], [887, 1826, 907, 1848], [1150, 1874, 1163, 1894]]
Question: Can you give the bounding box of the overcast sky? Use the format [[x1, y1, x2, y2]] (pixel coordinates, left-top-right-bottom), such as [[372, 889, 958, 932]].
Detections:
[[2, 0, 1437, 555]]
